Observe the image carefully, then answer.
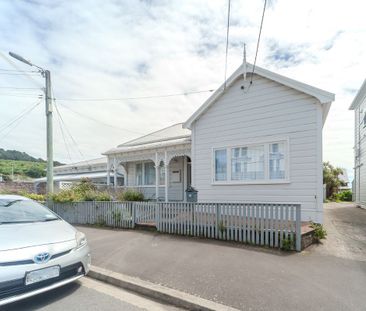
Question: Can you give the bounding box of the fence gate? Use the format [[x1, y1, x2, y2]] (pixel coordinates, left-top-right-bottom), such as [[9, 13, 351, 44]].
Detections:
[[134, 202, 157, 226]]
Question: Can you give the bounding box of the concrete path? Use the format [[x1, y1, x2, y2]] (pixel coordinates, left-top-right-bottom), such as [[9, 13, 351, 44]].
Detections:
[[78, 203, 366, 311]]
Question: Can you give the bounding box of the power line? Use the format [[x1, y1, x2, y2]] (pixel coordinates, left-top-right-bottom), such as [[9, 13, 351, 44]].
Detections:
[[0, 51, 43, 88], [0, 68, 37, 73], [0, 100, 42, 133], [250, 0, 267, 84], [0, 86, 41, 90], [53, 100, 72, 162], [0, 72, 39, 76], [55, 89, 214, 102], [0, 101, 41, 141], [0, 94, 43, 98], [224, 0, 231, 90], [57, 102, 150, 136], [53, 101, 85, 159]]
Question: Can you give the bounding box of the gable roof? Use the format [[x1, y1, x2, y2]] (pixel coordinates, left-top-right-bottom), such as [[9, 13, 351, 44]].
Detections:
[[184, 63, 335, 129], [349, 79, 366, 110]]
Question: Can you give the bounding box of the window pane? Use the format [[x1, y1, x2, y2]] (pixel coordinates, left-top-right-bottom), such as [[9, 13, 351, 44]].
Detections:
[[231, 145, 264, 180], [215, 149, 227, 181], [269, 142, 285, 179], [159, 162, 165, 185], [136, 163, 143, 185], [144, 162, 155, 185]]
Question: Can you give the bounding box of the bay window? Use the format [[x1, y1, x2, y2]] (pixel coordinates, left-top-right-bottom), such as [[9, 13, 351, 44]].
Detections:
[[231, 145, 264, 180], [215, 149, 227, 181], [135, 161, 156, 186], [159, 162, 165, 185], [144, 162, 155, 185], [269, 143, 285, 179], [136, 163, 143, 185], [213, 139, 288, 184]]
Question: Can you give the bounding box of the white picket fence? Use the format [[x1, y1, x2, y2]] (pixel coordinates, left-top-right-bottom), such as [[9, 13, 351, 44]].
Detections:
[[50, 201, 301, 251], [51, 201, 134, 228]]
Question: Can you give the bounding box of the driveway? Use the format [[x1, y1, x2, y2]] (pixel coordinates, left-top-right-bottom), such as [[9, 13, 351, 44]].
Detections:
[[78, 203, 366, 311]]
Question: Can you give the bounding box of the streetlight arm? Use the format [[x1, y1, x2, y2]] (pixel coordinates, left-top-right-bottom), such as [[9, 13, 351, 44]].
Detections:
[[9, 52, 44, 72]]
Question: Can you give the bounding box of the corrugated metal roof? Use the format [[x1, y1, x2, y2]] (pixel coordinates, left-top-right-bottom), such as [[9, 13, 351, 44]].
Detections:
[[118, 123, 190, 147], [104, 137, 191, 155], [54, 157, 107, 171], [34, 171, 114, 182]]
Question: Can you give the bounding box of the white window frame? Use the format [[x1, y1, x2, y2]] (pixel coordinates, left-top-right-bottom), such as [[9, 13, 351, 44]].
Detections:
[[211, 137, 290, 185], [135, 161, 156, 187]]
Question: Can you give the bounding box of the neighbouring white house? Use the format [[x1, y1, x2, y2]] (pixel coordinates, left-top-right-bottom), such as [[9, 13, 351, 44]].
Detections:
[[349, 79, 366, 208], [338, 169, 351, 192], [34, 157, 122, 192], [104, 62, 334, 223]]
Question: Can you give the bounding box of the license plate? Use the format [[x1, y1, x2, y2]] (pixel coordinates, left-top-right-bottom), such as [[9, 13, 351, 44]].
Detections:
[[25, 266, 60, 285]]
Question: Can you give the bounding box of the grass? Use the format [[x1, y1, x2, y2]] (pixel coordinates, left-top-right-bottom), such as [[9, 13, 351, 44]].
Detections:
[[0, 159, 46, 179]]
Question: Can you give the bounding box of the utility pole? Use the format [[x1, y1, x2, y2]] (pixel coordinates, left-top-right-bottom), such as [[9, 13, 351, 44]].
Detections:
[[45, 70, 54, 194], [9, 52, 54, 197]]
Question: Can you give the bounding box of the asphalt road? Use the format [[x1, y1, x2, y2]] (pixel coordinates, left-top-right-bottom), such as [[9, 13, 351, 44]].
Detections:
[[1, 277, 182, 311], [78, 203, 366, 311]]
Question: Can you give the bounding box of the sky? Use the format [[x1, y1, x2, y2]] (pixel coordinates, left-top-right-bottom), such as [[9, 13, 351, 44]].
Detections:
[[0, 0, 365, 181]]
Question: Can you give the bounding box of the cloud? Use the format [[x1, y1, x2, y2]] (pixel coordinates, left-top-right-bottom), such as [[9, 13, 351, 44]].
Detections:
[[0, 0, 365, 181]]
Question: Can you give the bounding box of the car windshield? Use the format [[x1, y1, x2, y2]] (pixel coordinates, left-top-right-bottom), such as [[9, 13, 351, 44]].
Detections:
[[0, 199, 59, 224]]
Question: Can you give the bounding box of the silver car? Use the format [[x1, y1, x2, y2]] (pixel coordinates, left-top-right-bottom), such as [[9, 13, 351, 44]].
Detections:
[[0, 195, 91, 306]]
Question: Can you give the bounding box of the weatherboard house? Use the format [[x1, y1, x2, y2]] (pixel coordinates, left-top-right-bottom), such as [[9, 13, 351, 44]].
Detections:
[[349, 79, 366, 208], [104, 63, 334, 223]]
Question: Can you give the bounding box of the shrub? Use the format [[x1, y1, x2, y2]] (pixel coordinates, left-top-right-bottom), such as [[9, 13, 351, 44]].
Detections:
[[72, 178, 96, 197], [51, 190, 80, 203], [310, 222, 327, 242], [335, 190, 352, 202], [25, 193, 46, 202], [83, 190, 98, 201], [94, 191, 112, 201], [118, 189, 144, 201], [281, 236, 294, 251]]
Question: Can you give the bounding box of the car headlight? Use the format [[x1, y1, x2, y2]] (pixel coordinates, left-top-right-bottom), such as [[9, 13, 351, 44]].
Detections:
[[75, 231, 87, 249]]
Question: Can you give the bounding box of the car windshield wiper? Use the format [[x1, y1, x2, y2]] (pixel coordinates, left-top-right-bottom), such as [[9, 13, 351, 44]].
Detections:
[[41, 218, 59, 222], [3, 200, 22, 207], [0, 220, 37, 224], [0, 218, 59, 224]]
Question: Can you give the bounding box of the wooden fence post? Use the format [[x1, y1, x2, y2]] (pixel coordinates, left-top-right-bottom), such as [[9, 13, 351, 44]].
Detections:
[[215, 203, 220, 239], [295, 204, 301, 251], [156, 203, 161, 231], [131, 202, 136, 228]]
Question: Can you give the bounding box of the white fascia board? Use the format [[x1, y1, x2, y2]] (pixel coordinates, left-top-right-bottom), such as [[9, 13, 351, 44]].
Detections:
[[349, 79, 366, 110], [184, 63, 335, 129]]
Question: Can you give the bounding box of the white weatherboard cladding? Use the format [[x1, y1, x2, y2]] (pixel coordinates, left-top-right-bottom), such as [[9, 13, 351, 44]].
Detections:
[[122, 159, 184, 201], [354, 95, 366, 208], [192, 75, 323, 223]]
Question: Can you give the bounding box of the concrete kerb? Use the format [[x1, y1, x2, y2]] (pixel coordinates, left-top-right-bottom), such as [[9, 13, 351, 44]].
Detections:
[[88, 265, 239, 311]]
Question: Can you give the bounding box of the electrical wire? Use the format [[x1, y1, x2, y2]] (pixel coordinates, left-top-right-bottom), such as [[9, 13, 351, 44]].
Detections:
[[224, 0, 231, 90], [57, 102, 170, 138], [0, 100, 42, 133], [0, 68, 37, 73], [0, 101, 41, 141], [53, 101, 85, 159], [55, 89, 214, 102], [0, 72, 40, 76], [0, 86, 41, 90], [0, 51, 43, 88], [54, 99, 72, 162], [250, 0, 267, 84]]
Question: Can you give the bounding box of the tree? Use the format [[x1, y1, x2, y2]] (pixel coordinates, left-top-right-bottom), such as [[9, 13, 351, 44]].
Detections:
[[323, 162, 346, 199]]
